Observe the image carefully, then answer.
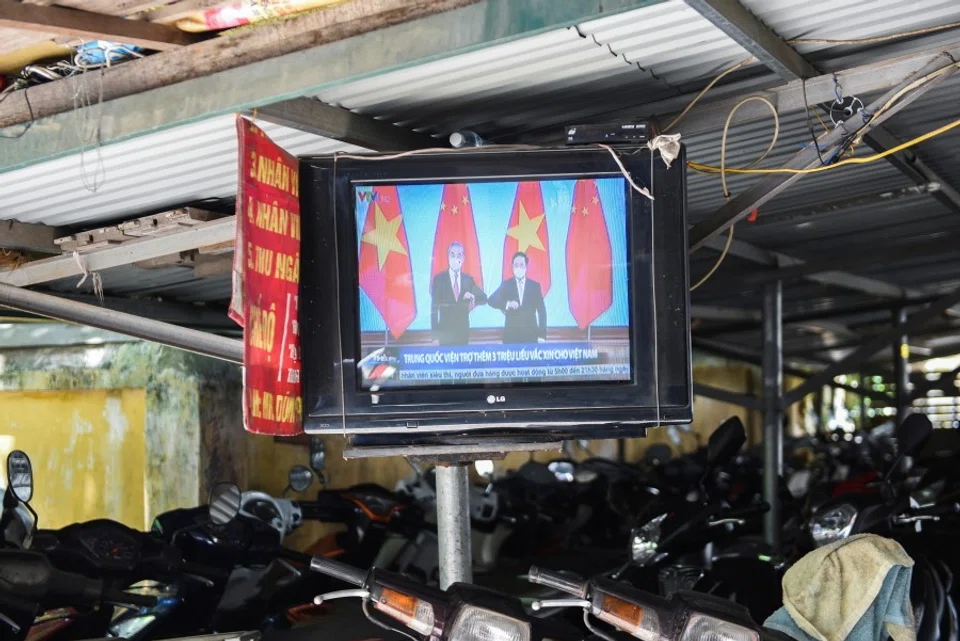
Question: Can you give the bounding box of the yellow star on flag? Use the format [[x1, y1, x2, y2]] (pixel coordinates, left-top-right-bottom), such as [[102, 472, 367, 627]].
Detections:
[[452, 205, 459, 215], [507, 201, 545, 252], [591, 195, 600, 205], [361, 203, 408, 270]]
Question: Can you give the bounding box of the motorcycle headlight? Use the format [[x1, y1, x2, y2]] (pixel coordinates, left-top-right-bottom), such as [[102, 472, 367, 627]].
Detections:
[[682, 613, 759, 641], [448, 605, 531, 641], [809, 503, 857, 547], [631, 513, 667, 565]]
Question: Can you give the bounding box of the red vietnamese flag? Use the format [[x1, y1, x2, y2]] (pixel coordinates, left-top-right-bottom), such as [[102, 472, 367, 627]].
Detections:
[[566, 179, 613, 329], [358, 186, 417, 339], [502, 181, 550, 295], [431, 184, 483, 288]]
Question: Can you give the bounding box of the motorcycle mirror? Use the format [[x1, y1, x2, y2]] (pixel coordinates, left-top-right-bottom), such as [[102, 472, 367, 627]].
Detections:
[[706, 416, 746, 469], [6, 450, 33, 503], [309, 437, 326, 474], [209, 482, 242, 525], [288, 466, 314, 493], [548, 461, 576, 483], [474, 460, 495, 480], [896, 413, 933, 457]]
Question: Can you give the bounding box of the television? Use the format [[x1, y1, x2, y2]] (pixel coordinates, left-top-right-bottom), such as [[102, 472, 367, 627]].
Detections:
[[299, 146, 691, 441]]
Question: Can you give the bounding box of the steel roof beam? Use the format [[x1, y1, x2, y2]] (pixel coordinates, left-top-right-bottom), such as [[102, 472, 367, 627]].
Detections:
[[782, 288, 960, 407], [255, 97, 437, 151], [0, 294, 237, 331], [695, 297, 945, 337], [682, 0, 816, 80], [683, 0, 960, 242], [689, 52, 959, 251], [0, 216, 235, 288], [861, 127, 960, 214], [0, 282, 242, 363], [701, 235, 912, 299], [692, 336, 894, 404], [694, 383, 762, 410], [723, 234, 960, 288]]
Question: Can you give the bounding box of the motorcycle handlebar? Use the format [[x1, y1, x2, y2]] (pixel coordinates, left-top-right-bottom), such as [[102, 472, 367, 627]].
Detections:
[[101, 588, 159, 609], [724, 501, 771, 521], [527, 566, 587, 597], [309, 556, 367, 587], [912, 502, 960, 518]]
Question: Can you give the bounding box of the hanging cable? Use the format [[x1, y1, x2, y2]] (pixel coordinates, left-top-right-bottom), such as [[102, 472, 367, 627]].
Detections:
[[690, 224, 734, 292], [689, 115, 960, 176], [720, 96, 779, 199], [802, 79, 828, 166], [788, 20, 960, 46], [663, 56, 754, 133]]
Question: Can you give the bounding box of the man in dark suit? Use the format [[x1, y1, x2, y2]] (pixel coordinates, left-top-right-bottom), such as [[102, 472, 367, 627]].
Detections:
[[488, 251, 547, 344], [430, 241, 487, 345]]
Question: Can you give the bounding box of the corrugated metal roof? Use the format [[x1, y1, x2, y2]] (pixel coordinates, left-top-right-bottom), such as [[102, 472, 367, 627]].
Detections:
[[2, 0, 960, 358], [314, 1, 765, 139], [0, 116, 362, 228], [743, 0, 960, 59]]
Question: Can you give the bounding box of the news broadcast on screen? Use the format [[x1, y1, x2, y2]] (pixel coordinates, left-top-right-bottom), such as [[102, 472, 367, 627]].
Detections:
[[354, 177, 632, 389]]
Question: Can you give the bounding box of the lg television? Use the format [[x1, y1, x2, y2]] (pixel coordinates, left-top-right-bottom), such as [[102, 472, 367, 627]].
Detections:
[[299, 146, 691, 440]]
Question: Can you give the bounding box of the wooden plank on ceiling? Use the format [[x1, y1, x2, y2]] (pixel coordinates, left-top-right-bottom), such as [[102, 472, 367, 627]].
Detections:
[[0, 0, 485, 128], [0, 2, 202, 50]]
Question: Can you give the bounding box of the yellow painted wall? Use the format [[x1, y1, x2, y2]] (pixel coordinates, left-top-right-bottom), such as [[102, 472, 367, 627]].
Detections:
[[0, 389, 148, 530]]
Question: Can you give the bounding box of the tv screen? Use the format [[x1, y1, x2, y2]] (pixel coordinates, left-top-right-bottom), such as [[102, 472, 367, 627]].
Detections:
[[354, 177, 633, 391], [299, 146, 691, 438]]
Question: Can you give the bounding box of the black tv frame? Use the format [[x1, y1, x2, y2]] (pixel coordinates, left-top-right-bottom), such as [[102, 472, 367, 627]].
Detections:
[[299, 146, 691, 440]]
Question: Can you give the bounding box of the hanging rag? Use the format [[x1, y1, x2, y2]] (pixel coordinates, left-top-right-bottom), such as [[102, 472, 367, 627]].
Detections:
[[764, 533, 915, 641]]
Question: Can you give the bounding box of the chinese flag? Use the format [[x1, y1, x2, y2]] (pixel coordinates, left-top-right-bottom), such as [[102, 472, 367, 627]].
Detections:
[[502, 181, 550, 295], [566, 179, 613, 329], [358, 186, 417, 339], [431, 184, 483, 288]]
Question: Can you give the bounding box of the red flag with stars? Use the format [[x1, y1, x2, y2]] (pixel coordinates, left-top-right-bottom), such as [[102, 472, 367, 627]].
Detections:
[[431, 184, 483, 288], [502, 181, 550, 295], [566, 179, 613, 329], [358, 186, 417, 339]]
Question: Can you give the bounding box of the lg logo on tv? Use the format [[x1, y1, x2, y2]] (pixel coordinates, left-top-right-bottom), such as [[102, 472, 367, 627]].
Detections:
[[486, 395, 506, 405]]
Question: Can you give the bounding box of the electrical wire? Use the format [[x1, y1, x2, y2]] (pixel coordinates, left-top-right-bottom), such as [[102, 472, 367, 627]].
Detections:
[[802, 79, 828, 166], [598, 144, 654, 200], [331, 140, 655, 202], [689, 95, 777, 291], [690, 115, 960, 176], [663, 56, 754, 133], [788, 20, 960, 46], [690, 224, 734, 292], [852, 61, 960, 144], [720, 96, 779, 199]]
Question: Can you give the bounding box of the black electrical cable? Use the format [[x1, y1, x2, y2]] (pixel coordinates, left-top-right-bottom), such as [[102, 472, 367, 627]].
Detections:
[[0, 87, 34, 140], [802, 78, 828, 166]]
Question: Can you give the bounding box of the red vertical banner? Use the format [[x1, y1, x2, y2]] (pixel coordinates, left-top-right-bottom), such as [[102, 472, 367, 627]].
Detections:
[[358, 185, 417, 339], [431, 184, 483, 289], [502, 181, 551, 295], [566, 179, 613, 330], [230, 116, 302, 435]]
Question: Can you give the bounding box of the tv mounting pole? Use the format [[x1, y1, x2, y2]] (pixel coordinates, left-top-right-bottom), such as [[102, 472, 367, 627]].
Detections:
[[435, 464, 473, 587]]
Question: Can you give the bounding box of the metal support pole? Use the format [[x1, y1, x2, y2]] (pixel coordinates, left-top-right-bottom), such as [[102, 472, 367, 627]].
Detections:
[[0, 281, 242, 363], [435, 464, 472, 588], [894, 308, 910, 426], [762, 282, 783, 552]]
